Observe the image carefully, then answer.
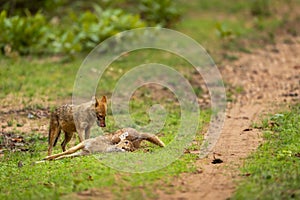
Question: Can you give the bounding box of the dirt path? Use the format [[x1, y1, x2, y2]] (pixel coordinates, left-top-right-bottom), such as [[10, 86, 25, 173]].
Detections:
[[156, 36, 300, 199]]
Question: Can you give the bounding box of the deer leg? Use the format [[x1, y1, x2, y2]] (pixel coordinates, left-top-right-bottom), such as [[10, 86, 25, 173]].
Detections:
[[44, 143, 85, 160], [54, 150, 90, 160]]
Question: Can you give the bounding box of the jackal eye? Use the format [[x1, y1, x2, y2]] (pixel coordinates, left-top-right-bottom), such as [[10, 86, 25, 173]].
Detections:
[[97, 115, 105, 120]]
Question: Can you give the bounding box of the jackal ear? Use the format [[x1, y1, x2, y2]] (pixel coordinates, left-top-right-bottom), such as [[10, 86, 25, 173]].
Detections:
[[100, 96, 107, 103], [95, 96, 100, 106]]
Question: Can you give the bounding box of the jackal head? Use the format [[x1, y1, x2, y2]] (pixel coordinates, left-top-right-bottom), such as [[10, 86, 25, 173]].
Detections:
[[116, 140, 135, 152], [95, 96, 107, 127]]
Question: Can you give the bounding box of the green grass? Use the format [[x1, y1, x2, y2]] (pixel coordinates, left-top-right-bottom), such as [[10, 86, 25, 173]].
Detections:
[[176, 0, 299, 61], [1, 0, 300, 199], [0, 107, 211, 200], [0, 151, 197, 199], [0, 48, 204, 107], [0, 56, 81, 100], [233, 104, 300, 200]]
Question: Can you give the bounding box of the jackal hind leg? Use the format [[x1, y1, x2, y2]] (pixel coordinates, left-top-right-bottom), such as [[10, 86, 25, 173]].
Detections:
[[61, 132, 73, 152], [48, 125, 61, 156]]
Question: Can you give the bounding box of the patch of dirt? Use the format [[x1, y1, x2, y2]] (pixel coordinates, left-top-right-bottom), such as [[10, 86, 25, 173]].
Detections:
[[0, 96, 71, 138], [155, 36, 300, 199], [0, 107, 50, 136], [62, 188, 114, 200], [131, 80, 211, 109], [0, 131, 46, 157], [0, 132, 29, 155]]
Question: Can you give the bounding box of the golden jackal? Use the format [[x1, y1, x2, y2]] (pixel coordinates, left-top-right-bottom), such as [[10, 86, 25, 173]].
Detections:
[[44, 127, 165, 160], [47, 96, 107, 156]]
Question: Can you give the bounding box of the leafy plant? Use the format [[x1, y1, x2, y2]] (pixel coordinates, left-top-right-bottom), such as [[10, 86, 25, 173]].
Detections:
[[0, 10, 49, 55], [215, 22, 234, 39], [250, 0, 271, 17], [0, 0, 183, 57], [67, 8, 146, 51], [138, 0, 181, 27], [0, 8, 145, 56], [0, 0, 64, 16]]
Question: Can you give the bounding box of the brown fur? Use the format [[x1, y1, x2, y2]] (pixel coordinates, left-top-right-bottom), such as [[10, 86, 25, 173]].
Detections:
[[44, 128, 165, 160], [47, 96, 107, 156]]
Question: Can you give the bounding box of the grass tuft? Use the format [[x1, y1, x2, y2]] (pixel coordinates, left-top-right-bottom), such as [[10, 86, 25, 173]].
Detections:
[[233, 104, 300, 200]]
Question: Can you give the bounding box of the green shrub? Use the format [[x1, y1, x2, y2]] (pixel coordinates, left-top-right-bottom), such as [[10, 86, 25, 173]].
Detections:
[[91, 0, 182, 27], [251, 0, 271, 16], [215, 22, 234, 40], [0, 10, 50, 55], [0, 0, 64, 16], [0, 0, 181, 56], [138, 0, 181, 27], [52, 8, 145, 54], [0, 8, 145, 56]]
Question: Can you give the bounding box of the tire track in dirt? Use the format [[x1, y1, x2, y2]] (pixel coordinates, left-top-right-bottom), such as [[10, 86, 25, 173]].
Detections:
[[156, 36, 300, 199]]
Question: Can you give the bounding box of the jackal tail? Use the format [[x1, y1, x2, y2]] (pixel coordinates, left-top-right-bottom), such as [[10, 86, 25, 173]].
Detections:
[[48, 112, 61, 147]]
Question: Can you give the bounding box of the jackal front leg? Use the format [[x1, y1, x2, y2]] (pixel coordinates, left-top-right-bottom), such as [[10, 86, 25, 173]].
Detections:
[[77, 122, 89, 142], [84, 126, 91, 140]]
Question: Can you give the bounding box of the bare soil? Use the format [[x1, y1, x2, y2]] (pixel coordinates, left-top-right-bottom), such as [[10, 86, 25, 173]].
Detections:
[[155, 36, 300, 199]]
